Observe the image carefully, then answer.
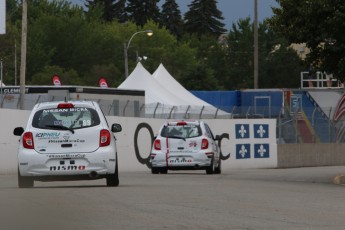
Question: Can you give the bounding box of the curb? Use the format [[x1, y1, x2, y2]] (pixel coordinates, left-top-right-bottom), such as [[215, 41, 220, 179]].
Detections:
[[333, 174, 345, 185]]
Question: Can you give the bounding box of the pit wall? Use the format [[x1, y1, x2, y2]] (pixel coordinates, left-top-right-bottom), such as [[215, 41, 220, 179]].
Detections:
[[1, 108, 343, 174]]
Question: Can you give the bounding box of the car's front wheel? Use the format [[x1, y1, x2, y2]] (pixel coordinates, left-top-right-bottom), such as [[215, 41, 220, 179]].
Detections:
[[18, 168, 34, 188], [106, 155, 119, 187]]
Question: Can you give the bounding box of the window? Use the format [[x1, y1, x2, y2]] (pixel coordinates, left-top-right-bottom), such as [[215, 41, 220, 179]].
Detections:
[[32, 107, 100, 130], [161, 125, 202, 139]]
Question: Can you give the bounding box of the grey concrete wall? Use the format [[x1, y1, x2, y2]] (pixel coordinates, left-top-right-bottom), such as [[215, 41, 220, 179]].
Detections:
[[278, 144, 345, 168]]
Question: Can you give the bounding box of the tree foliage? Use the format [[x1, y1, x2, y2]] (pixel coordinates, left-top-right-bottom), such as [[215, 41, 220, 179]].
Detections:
[[126, 0, 160, 28], [160, 0, 183, 39], [85, 0, 127, 23], [269, 0, 345, 78], [184, 0, 227, 37], [0, 0, 305, 90]]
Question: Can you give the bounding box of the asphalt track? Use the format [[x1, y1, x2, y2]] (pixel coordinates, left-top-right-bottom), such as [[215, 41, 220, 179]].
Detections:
[[0, 166, 345, 230]]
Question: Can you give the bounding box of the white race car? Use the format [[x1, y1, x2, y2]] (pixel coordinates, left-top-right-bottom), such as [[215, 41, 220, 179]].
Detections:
[[13, 101, 122, 188], [150, 120, 221, 174]]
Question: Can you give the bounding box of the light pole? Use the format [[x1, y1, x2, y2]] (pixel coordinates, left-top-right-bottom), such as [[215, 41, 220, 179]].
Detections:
[[124, 29, 153, 78]]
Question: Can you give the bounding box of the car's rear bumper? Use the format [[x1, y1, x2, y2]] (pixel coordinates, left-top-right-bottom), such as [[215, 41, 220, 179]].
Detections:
[[18, 148, 116, 177]]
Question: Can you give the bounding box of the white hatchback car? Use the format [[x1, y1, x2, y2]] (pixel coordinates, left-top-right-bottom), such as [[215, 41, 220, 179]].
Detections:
[[13, 101, 122, 188], [150, 120, 221, 174]]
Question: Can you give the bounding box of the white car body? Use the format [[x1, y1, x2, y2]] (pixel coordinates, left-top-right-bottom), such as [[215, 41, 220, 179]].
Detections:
[[13, 101, 122, 188], [150, 120, 221, 174]]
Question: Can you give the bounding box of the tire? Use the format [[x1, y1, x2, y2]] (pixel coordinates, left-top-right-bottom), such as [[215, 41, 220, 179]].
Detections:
[[160, 168, 168, 174], [214, 159, 222, 174], [106, 155, 119, 187], [206, 158, 215, 174], [151, 167, 159, 174], [18, 168, 34, 188]]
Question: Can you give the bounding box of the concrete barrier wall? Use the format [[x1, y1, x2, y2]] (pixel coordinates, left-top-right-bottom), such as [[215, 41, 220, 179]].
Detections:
[[1, 108, 344, 174], [278, 144, 345, 168]]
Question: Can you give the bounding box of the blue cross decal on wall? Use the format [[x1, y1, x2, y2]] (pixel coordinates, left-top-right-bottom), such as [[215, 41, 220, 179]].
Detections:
[[236, 144, 251, 159], [254, 124, 269, 138], [235, 124, 249, 139], [254, 144, 270, 158]]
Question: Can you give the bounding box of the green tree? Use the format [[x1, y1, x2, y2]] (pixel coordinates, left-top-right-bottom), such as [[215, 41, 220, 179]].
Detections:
[[269, 0, 345, 77], [160, 0, 183, 39], [224, 18, 303, 89], [85, 0, 127, 22], [184, 0, 227, 37], [126, 0, 160, 28]]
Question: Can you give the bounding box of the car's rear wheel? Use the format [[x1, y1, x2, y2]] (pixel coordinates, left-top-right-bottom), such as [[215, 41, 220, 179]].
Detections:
[[160, 168, 168, 174], [214, 159, 222, 174], [206, 158, 215, 174], [18, 168, 34, 188], [151, 166, 159, 174], [106, 155, 119, 187]]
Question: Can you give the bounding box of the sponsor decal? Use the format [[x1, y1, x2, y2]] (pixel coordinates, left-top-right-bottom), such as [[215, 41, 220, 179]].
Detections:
[[189, 141, 197, 147], [50, 165, 86, 171], [36, 132, 60, 139], [48, 139, 85, 143], [43, 108, 89, 113], [46, 154, 86, 159]]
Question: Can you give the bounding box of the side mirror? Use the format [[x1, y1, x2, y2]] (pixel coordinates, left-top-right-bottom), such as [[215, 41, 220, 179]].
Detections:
[[13, 127, 24, 136], [111, 123, 122, 133], [215, 135, 221, 141]]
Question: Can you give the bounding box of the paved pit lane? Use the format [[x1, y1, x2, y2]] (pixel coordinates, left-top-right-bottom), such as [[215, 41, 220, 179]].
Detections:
[[0, 166, 344, 230]]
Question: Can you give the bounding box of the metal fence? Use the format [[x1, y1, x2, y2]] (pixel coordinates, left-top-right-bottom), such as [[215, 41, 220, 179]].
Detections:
[[0, 93, 339, 143]]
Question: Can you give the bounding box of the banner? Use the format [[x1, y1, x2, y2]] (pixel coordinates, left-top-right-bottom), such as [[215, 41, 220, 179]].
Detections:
[[98, 77, 108, 88], [52, 75, 61, 86], [0, 0, 5, 34]]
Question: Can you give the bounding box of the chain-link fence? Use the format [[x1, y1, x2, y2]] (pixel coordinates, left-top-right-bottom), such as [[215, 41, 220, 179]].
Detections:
[[0, 93, 339, 143]]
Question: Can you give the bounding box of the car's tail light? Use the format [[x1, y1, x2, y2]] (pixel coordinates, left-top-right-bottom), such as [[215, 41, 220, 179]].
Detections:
[[100, 129, 111, 147], [57, 103, 74, 108], [201, 138, 209, 149], [22, 132, 34, 149], [153, 139, 161, 150]]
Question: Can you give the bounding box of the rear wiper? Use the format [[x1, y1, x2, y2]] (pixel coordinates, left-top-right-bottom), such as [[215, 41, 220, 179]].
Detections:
[[45, 125, 75, 134]]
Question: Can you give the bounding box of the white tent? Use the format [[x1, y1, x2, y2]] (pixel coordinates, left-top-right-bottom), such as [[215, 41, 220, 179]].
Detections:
[[152, 63, 213, 107], [118, 62, 190, 105], [118, 62, 229, 118]]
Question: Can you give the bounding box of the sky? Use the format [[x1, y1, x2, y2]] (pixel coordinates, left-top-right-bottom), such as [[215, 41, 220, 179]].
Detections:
[[70, 0, 280, 30]]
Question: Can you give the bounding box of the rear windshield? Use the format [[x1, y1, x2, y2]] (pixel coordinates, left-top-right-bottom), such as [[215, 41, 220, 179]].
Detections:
[[161, 125, 202, 139], [32, 107, 100, 130]]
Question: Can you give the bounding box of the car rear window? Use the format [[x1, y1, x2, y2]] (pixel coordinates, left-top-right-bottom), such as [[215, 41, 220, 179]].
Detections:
[[32, 107, 100, 130], [161, 124, 202, 139]]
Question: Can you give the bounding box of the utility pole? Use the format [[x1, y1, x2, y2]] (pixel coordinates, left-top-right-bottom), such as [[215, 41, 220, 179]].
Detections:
[[19, 0, 27, 109], [254, 0, 259, 89]]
